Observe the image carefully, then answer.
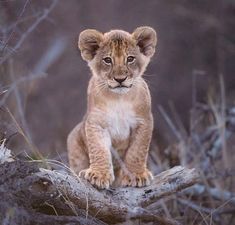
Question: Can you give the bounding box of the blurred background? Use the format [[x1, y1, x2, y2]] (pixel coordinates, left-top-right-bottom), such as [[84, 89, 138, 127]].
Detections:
[[1, 0, 235, 155], [0, 1, 235, 224]]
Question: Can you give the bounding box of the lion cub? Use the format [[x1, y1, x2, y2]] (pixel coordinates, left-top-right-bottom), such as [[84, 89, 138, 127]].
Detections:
[[67, 26, 157, 189]]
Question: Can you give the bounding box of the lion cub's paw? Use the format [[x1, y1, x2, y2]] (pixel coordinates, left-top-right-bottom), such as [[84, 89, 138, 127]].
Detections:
[[119, 168, 153, 187], [79, 168, 114, 189]]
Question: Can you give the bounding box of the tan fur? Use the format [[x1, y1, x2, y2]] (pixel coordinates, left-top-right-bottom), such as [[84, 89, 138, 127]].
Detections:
[[67, 26, 157, 189]]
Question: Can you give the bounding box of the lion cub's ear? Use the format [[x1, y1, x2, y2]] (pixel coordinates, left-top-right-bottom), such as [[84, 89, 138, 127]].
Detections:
[[132, 26, 157, 58], [78, 29, 104, 61]]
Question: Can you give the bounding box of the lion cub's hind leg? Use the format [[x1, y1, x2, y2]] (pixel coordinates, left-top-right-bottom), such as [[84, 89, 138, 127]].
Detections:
[[67, 123, 89, 175]]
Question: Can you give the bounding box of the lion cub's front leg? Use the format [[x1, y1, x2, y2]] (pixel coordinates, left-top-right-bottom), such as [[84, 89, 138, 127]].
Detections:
[[118, 117, 154, 187], [79, 119, 114, 189]]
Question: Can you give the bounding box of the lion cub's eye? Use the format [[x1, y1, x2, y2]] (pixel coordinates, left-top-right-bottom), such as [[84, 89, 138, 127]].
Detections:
[[103, 57, 112, 65], [127, 56, 135, 63]]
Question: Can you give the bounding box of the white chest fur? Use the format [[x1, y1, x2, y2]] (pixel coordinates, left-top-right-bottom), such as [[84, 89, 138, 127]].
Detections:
[[105, 101, 137, 140]]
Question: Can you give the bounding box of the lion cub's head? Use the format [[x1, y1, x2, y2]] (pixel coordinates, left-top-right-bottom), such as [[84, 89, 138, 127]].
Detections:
[[78, 26, 157, 94]]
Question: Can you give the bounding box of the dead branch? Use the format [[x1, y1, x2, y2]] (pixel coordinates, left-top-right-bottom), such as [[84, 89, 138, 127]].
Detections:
[[0, 144, 199, 225], [36, 165, 199, 223]]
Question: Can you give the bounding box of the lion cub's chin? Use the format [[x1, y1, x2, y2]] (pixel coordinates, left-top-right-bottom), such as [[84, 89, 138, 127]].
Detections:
[[109, 87, 131, 94]]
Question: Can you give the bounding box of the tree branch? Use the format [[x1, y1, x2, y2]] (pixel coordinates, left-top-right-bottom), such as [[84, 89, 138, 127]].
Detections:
[[36, 165, 199, 223], [0, 144, 199, 224]]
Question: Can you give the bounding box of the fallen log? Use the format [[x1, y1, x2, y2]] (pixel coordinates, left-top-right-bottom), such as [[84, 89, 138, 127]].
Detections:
[[0, 143, 199, 224]]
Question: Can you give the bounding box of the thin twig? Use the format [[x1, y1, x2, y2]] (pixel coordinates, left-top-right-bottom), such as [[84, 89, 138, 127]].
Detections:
[[2, 0, 31, 52], [0, 0, 59, 65]]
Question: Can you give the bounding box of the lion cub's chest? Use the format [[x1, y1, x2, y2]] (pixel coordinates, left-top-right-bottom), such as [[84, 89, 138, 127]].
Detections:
[[105, 101, 137, 141]]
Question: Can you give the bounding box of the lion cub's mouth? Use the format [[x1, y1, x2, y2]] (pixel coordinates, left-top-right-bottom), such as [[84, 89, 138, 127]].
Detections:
[[108, 84, 133, 93], [109, 84, 132, 89]]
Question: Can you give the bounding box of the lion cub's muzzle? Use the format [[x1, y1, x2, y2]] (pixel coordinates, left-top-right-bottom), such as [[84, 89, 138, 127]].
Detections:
[[108, 76, 133, 90]]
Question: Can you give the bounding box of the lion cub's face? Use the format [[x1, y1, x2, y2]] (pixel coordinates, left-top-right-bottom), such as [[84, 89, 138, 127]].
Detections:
[[78, 27, 157, 94]]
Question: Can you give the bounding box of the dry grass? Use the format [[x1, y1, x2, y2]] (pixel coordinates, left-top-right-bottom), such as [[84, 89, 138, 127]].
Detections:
[[148, 76, 235, 225]]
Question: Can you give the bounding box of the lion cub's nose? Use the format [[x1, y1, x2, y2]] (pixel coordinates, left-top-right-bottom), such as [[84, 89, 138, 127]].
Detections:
[[114, 77, 127, 84]]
